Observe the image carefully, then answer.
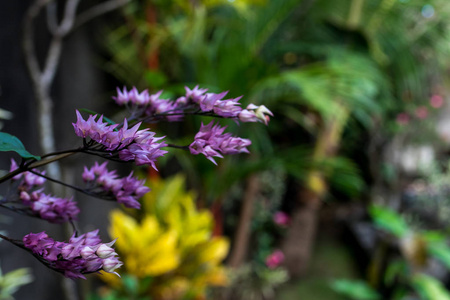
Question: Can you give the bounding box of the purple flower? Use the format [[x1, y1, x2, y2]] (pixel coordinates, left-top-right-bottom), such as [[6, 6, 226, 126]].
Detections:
[[23, 230, 122, 279], [113, 87, 156, 106], [73, 110, 115, 141], [113, 87, 131, 105], [23, 232, 55, 256], [114, 87, 183, 121], [145, 98, 183, 122], [185, 85, 208, 103], [213, 97, 243, 118], [189, 121, 251, 164], [82, 162, 150, 209], [129, 87, 153, 106], [118, 130, 167, 170], [73, 111, 167, 168], [9, 159, 23, 181], [10, 159, 46, 188], [199, 92, 228, 112], [27, 192, 80, 223], [82, 166, 95, 182]]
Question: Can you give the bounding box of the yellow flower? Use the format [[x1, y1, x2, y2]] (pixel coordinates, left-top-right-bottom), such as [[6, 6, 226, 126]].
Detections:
[[103, 175, 229, 299]]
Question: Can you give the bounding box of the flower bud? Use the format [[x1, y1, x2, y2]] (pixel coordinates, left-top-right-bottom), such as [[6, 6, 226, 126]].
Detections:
[[84, 257, 103, 272], [238, 109, 258, 123], [255, 105, 273, 125], [96, 244, 116, 259], [102, 257, 123, 274], [80, 246, 96, 259]]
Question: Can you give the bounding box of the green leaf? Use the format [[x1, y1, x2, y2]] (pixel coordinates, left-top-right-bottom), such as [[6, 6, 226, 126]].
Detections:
[[427, 242, 450, 270], [412, 274, 450, 300], [369, 205, 409, 237], [0, 132, 40, 160], [331, 279, 380, 300], [384, 260, 406, 285], [0, 267, 33, 298], [122, 275, 139, 296], [144, 70, 167, 88]]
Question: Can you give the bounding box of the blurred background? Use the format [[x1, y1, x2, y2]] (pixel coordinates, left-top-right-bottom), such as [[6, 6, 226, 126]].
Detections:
[[2, 0, 450, 299]]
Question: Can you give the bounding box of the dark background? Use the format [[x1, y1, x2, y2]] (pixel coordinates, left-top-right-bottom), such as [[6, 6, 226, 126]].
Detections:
[[0, 1, 119, 299]]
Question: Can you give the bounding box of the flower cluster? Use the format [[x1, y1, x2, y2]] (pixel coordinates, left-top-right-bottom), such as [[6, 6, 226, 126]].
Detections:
[[113, 86, 273, 125], [73, 111, 167, 169], [10, 160, 79, 223], [82, 162, 150, 209], [23, 230, 122, 279], [10, 159, 45, 188], [0, 85, 272, 282], [189, 121, 251, 164], [113, 88, 182, 122]]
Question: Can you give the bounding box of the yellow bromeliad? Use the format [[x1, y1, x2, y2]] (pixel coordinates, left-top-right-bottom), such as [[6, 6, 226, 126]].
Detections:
[[102, 174, 229, 300]]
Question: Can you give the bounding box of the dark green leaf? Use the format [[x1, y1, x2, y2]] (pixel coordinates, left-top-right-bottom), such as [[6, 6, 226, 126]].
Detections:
[[0, 132, 40, 160]]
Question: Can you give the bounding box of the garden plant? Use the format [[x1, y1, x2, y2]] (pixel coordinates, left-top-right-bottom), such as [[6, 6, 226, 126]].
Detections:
[[0, 86, 272, 280]]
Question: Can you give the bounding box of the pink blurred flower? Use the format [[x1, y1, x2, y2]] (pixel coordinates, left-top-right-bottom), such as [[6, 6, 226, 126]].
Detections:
[[273, 211, 290, 227], [430, 94, 444, 108], [415, 106, 428, 119], [396, 113, 410, 125], [265, 250, 284, 269]]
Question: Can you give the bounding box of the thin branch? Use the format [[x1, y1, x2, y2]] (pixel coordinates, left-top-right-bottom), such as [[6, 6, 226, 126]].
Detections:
[[28, 170, 86, 194], [0, 233, 25, 249], [45, 1, 59, 36], [41, 36, 63, 86], [73, 0, 132, 30], [23, 0, 48, 84], [0, 232, 65, 276], [58, 0, 81, 36], [165, 144, 189, 150], [27, 152, 78, 169], [28, 170, 118, 202], [42, 0, 82, 85]]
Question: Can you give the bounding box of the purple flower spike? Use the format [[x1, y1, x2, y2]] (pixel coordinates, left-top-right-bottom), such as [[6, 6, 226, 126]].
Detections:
[[82, 162, 151, 209], [189, 121, 251, 164], [29, 193, 79, 224], [73, 111, 167, 168], [23, 230, 122, 279]]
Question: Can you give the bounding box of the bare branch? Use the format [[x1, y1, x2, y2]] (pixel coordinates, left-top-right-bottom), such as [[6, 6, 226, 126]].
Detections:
[[73, 0, 132, 30], [58, 0, 81, 36], [45, 1, 59, 36], [42, 0, 82, 85], [22, 0, 48, 84]]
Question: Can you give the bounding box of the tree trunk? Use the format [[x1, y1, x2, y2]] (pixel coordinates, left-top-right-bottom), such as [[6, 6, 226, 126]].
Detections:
[[282, 104, 349, 277], [228, 175, 260, 268]]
